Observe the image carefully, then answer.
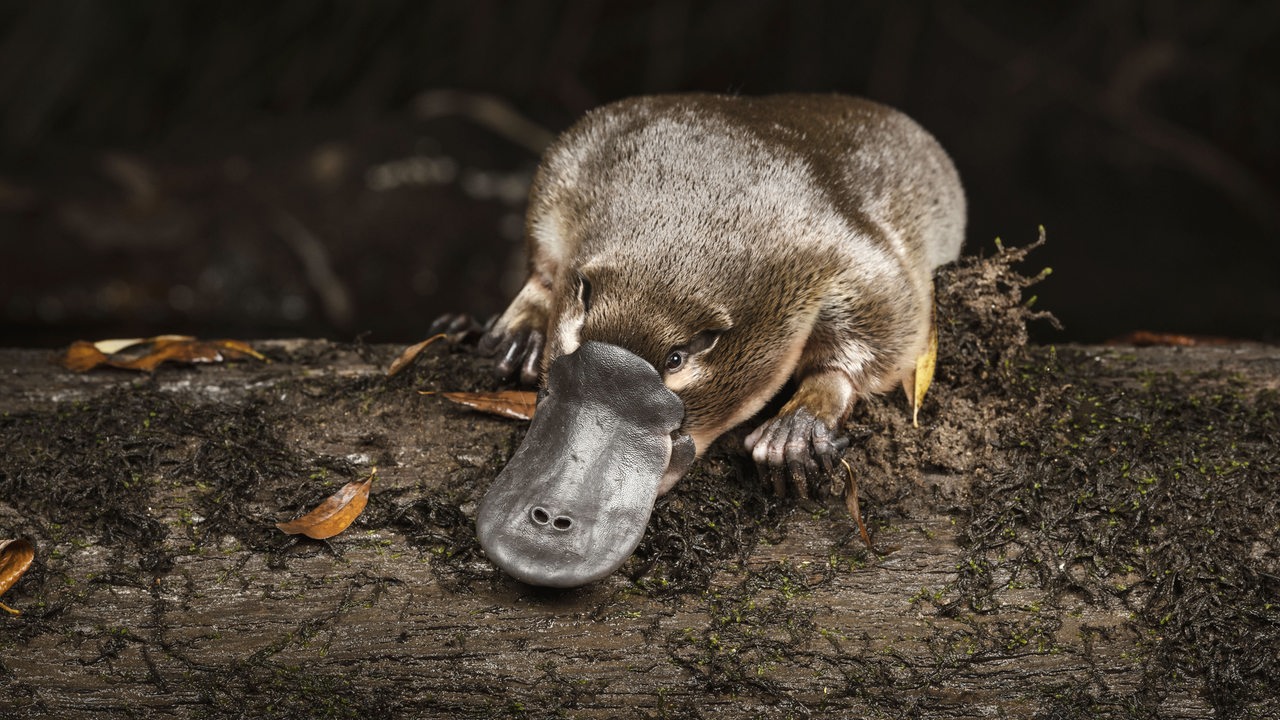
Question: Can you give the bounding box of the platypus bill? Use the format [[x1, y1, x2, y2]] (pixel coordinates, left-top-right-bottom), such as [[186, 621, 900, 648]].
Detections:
[[435, 93, 966, 587]]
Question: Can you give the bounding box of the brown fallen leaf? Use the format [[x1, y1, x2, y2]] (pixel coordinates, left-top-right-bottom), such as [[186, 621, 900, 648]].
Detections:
[[111, 338, 254, 371], [386, 333, 446, 377], [58, 335, 266, 373], [60, 341, 111, 372], [438, 390, 538, 421], [0, 538, 35, 616], [96, 334, 209, 354], [276, 469, 376, 540], [841, 460, 873, 550], [208, 339, 267, 361]]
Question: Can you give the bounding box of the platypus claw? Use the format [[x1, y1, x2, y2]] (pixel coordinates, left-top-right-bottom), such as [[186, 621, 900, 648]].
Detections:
[[428, 313, 489, 340], [484, 326, 544, 385], [744, 408, 849, 498], [426, 313, 542, 385]]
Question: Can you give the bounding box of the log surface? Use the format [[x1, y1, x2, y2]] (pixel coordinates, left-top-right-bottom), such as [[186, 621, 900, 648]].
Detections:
[[1, 340, 1278, 719]]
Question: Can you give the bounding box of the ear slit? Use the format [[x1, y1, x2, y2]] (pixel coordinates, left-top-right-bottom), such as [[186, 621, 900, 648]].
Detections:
[[576, 272, 592, 314], [688, 329, 721, 355]]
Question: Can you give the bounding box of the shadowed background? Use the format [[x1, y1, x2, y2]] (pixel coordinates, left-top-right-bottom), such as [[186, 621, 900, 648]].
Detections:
[[1, 0, 1276, 347]]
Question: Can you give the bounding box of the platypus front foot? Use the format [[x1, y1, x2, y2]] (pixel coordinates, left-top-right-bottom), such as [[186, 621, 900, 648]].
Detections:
[[744, 407, 849, 498], [479, 325, 545, 385], [427, 313, 490, 340], [427, 314, 543, 385]]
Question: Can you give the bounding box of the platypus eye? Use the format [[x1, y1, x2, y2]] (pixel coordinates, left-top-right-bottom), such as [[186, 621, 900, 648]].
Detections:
[[663, 330, 720, 374]]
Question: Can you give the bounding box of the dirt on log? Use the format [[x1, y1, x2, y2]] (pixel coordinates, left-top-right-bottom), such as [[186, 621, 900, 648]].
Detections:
[[2, 241, 1278, 719]]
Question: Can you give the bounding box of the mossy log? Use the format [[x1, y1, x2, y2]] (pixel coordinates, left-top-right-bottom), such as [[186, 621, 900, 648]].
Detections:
[[2, 252, 1278, 718]]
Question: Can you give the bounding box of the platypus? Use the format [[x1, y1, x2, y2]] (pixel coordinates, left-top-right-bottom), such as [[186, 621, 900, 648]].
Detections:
[[437, 94, 965, 587]]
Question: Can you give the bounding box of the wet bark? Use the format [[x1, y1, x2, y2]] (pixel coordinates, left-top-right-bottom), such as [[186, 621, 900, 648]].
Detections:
[[1, 340, 1277, 719]]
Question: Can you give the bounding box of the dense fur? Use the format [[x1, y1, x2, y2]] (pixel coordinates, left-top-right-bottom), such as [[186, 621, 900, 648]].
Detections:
[[487, 94, 965, 487]]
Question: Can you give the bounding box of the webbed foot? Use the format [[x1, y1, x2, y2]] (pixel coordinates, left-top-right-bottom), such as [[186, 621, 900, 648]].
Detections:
[[743, 407, 849, 498]]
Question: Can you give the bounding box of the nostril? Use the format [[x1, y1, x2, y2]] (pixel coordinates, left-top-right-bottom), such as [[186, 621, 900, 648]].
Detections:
[[530, 506, 550, 525], [552, 516, 573, 531]]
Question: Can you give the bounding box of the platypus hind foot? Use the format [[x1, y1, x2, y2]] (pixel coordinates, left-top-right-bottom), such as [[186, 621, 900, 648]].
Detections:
[[744, 408, 850, 498]]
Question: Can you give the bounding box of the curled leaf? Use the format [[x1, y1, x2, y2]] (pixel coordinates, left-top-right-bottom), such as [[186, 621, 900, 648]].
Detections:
[[93, 337, 152, 354], [276, 470, 376, 540], [59, 336, 265, 373], [211, 339, 267, 361], [387, 333, 446, 377], [911, 323, 938, 428], [0, 538, 35, 616], [902, 307, 938, 429], [841, 460, 873, 550], [60, 341, 111, 372], [439, 390, 537, 421]]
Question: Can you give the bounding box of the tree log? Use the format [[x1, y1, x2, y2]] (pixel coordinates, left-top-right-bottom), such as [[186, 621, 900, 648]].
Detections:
[[1, 333, 1277, 718]]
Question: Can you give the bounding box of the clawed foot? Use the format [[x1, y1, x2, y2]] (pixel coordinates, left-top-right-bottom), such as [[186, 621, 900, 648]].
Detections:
[[427, 313, 543, 385], [743, 407, 849, 498], [480, 326, 544, 385], [428, 313, 489, 340]]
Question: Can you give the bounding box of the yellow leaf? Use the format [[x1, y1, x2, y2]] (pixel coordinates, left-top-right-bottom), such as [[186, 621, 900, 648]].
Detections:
[[902, 299, 938, 428], [214, 339, 267, 361], [911, 324, 938, 428]]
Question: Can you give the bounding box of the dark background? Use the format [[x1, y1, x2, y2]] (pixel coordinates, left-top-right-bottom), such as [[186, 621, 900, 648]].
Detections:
[[1, 0, 1277, 348]]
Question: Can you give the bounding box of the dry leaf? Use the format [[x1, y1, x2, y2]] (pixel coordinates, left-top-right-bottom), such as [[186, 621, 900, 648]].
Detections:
[[59, 341, 111, 372], [910, 324, 938, 428], [387, 333, 446, 377], [901, 305, 938, 429], [276, 470, 376, 540], [110, 338, 223, 371], [59, 336, 265, 373], [93, 337, 153, 354], [841, 460, 873, 550], [210, 339, 267, 361], [0, 538, 35, 616], [439, 390, 537, 421]]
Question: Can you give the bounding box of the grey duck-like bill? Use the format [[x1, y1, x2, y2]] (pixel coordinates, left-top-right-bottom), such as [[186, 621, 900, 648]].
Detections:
[[476, 341, 694, 588]]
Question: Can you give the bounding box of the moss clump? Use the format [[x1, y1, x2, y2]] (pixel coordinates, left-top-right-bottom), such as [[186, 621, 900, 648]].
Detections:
[[950, 352, 1280, 715]]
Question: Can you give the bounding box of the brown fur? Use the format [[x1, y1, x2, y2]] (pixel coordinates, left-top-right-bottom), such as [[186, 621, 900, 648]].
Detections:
[[489, 93, 965, 467]]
